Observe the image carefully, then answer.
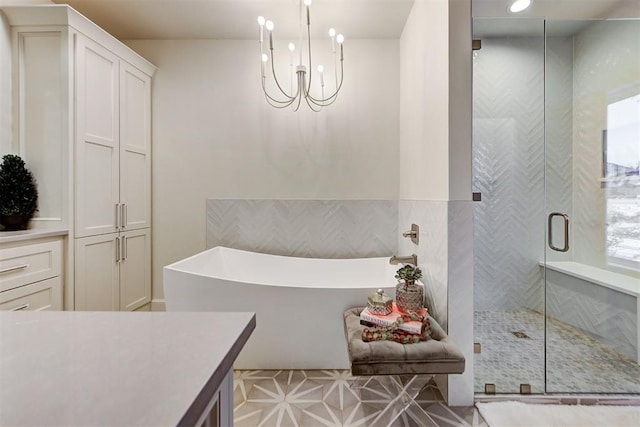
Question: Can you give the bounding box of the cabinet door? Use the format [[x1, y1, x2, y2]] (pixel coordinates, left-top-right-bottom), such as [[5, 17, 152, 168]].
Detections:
[[120, 62, 151, 231], [119, 228, 151, 311], [75, 234, 119, 311], [75, 35, 120, 238]]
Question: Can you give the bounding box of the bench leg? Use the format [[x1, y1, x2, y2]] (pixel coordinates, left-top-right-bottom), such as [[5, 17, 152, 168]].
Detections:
[[349, 375, 439, 427]]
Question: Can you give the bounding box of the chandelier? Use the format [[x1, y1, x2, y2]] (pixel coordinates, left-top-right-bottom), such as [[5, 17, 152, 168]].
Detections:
[[257, 0, 344, 112]]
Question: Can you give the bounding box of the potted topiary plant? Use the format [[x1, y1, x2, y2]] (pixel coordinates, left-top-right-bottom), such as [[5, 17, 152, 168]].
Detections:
[[395, 265, 424, 313], [0, 154, 38, 231]]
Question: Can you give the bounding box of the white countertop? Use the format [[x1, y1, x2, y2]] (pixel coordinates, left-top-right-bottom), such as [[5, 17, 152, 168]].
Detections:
[[0, 228, 68, 244], [0, 310, 256, 426]]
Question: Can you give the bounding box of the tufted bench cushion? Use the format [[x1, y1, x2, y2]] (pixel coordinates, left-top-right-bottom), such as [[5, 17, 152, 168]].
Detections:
[[344, 307, 465, 376]]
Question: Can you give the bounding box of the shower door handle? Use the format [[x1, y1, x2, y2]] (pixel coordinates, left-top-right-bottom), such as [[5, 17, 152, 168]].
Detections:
[[548, 212, 569, 252]]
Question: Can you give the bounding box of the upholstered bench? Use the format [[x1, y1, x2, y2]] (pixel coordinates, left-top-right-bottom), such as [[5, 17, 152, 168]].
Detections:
[[343, 307, 465, 426]]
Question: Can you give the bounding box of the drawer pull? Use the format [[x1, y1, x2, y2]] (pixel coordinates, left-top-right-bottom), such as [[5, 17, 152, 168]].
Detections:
[[0, 264, 30, 275], [10, 303, 30, 311]]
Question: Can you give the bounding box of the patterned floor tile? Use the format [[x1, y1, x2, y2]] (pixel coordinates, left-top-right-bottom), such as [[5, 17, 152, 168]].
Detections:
[[234, 370, 484, 426]]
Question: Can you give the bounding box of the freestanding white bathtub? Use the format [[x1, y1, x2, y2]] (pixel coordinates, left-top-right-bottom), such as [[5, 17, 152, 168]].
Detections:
[[163, 246, 398, 369]]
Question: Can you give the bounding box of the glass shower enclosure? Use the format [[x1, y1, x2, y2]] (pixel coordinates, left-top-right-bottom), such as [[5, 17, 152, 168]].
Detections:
[[472, 17, 640, 394]]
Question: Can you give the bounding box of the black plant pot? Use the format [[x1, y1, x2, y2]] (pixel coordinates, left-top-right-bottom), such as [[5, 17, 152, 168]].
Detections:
[[0, 214, 31, 231]]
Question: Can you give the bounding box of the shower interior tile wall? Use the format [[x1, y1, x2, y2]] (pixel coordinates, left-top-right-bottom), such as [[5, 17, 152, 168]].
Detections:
[[472, 36, 573, 312], [546, 269, 638, 361]]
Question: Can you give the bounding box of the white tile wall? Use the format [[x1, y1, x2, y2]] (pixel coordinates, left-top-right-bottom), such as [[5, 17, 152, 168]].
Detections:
[[206, 199, 398, 259]]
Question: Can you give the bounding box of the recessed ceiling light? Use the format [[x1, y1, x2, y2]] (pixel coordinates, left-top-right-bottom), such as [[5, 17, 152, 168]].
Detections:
[[509, 0, 532, 13]]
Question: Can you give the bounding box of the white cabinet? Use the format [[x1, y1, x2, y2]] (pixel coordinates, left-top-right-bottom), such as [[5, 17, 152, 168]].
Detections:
[[0, 237, 64, 311], [75, 35, 120, 238], [75, 36, 151, 238], [119, 62, 152, 232], [75, 229, 150, 311], [2, 5, 156, 310]]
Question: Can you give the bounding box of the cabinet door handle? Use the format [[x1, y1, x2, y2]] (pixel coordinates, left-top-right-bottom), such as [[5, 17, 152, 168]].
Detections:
[[0, 264, 29, 275], [122, 203, 127, 229], [122, 236, 127, 261], [10, 303, 30, 311], [115, 203, 121, 231], [116, 236, 121, 263]]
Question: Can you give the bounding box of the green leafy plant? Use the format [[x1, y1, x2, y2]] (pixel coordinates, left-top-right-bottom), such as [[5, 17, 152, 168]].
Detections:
[[395, 265, 422, 283], [0, 154, 38, 217]]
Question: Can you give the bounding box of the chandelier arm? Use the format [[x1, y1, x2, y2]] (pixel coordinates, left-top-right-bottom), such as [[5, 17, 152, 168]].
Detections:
[[259, 41, 292, 105], [262, 79, 297, 105], [264, 90, 297, 108], [305, 23, 313, 96], [269, 48, 296, 100], [306, 60, 344, 104], [304, 95, 323, 112], [292, 87, 304, 112]]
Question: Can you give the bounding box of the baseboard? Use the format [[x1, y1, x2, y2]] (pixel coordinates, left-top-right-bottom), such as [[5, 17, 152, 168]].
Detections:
[[151, 299, 166, 312]]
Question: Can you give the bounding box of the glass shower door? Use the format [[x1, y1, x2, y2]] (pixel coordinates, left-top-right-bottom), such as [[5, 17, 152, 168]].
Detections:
[[472, 18, 547, 394], [544, 19, 640, 394]]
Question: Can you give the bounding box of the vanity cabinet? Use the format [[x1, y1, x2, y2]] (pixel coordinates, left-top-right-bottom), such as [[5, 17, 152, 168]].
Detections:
[[0, 237, 64, 311], [1, 5, 156, 310]]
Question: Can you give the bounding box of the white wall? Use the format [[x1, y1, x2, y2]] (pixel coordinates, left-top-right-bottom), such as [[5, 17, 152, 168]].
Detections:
[[399, 0, 449, 201], [124, 38, 400, 304], [399, 0, 473, 406]]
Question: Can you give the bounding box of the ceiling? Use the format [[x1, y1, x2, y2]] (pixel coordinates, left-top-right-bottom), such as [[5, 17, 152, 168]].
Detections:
[[48, 0, 636, 40], [472, 0, 636, 37], [50, 0, 415, 40]]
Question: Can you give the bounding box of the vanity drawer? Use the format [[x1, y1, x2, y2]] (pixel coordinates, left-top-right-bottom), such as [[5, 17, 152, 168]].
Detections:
[[0, 276, 62, 311], [0, 239, 62, 292]]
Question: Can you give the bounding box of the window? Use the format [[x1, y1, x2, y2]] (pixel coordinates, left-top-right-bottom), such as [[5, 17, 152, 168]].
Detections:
[[605, 90, 640, 270]]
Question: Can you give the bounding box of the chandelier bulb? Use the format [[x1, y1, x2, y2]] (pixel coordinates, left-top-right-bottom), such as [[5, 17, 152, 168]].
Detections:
[[261, 53, 268, 63], [265, 20, 274, 31], [336, 34, 344, 44], [304, 0, 312, 6], [288, 43, 295, 52], [257, 16, 265, 26], [317, 65, 324, 73], [328, 28, 336, 37]]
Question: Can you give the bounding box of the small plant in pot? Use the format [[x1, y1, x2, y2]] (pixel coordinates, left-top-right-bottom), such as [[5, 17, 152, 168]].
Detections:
[[395, 265, 424, 313], [0, 154, 38, 231]]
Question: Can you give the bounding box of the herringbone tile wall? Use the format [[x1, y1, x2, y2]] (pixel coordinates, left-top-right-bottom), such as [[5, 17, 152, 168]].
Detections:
[[206, 199, 398, 259], [398, 200, 449, 329], [472, 37, 550, 312], [546, 269, 637, 362]]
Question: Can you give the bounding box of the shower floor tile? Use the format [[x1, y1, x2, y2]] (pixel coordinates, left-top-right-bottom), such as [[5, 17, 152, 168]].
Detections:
[[233, 370, 488, 427], [474, 311, 640, 394]]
